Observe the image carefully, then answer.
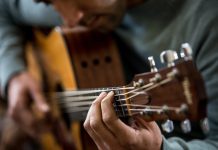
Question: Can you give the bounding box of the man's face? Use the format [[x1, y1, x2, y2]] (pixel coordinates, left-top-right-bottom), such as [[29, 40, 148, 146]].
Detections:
[[51, 0, 126, 31]]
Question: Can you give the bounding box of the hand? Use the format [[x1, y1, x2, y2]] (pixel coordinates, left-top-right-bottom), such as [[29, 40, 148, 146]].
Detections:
[[84, 92, 162, 150], [7, 72, 50, 137], [52, 0, 126, 31]]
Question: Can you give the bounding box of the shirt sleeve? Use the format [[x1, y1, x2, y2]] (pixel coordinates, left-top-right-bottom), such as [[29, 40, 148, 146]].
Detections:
[[0, 0, 62, 98]]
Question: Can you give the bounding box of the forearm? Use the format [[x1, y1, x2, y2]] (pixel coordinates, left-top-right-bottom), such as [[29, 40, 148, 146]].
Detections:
[[0, 0, 62, 98], [0, 0, 27, 98], [0, 24, 27, 99]]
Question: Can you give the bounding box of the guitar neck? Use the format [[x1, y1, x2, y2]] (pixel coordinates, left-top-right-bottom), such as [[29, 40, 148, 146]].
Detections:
[[57, 87, 131, 121]]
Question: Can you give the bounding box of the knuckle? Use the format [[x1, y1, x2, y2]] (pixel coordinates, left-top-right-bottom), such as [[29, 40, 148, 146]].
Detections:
[[90, 118, 100, 130], [102, 114, 112, 124], [83, 121, 90, 130], [92, 100, 100, 106]]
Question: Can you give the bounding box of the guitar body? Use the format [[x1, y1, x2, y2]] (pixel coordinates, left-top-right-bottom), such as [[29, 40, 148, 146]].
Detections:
[[26, 28, 125, 150], [0, 28, 207, 150]]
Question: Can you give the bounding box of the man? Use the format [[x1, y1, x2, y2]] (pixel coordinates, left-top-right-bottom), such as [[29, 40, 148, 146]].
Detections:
[[0, 0, 218, 149]]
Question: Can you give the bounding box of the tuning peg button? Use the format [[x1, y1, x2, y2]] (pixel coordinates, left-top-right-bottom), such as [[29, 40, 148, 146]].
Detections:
[[148, 56, 158, 72], [161, 119, 174, 133], [160, 50, 178, 67], [180, 43, 193, 59], [181, 119, 191, 133]]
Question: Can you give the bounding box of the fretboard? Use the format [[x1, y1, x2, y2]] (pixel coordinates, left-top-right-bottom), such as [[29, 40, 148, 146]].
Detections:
[[56, 87, 131, 121]]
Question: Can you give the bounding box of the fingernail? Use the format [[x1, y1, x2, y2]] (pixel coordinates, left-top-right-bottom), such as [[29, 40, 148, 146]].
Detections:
[[41, 104, 50, 112], [100, 92, 107, 97], [109, 91, 114, 95]]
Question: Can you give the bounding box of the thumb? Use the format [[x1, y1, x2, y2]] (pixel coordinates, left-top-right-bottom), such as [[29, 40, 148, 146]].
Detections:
[[30, 85, 50, 113]]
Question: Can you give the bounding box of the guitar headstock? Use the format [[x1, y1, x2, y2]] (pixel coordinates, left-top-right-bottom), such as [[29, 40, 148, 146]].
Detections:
[[115, 43, 208, 133]]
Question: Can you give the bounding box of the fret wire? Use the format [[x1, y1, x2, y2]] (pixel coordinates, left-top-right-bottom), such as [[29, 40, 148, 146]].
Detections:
[[117, 89, 126, 117]]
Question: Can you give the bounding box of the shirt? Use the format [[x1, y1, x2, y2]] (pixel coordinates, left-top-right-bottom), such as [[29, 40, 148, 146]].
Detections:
[[0, 0, 218, 149]]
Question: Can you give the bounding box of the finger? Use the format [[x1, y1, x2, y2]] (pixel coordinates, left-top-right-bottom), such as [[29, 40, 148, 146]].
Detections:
[[84, 92, 107, 149], [30, 84, 50, 113], [89, 92, 116, 145], [134, 116, 160, 132], [8, 90, 36, 137], [101, 91, 135, 144]]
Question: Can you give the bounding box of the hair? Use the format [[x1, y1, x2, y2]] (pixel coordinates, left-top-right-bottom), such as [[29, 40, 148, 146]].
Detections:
[[35, 0, 51, 4]]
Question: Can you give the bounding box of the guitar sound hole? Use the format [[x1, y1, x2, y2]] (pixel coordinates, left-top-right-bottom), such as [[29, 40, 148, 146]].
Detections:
[[93, 58, 100, 66], [81, 61, 88, 68], [105, 56, 112, 63]]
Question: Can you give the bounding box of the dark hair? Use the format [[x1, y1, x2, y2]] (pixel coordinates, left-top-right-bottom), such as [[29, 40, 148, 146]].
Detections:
[[35, 0, 51, 4]]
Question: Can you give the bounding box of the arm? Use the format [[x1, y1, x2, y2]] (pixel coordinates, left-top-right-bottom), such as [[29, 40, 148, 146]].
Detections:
[[0, 0, 61, 137], [84, 2, 218, 149], [0, 0, 62, 98]]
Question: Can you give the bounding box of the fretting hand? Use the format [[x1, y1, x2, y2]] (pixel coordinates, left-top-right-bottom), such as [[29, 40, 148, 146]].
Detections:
[[84, 91, 163, 150]]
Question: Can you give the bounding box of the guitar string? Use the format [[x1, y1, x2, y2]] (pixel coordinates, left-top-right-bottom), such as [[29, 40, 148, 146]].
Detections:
[[57, 82, 154, 103], [60, 104, 179, 111], [58, 77, 173, 107], [59, 78, 175, 119], [64, 105, 180, 118], [56, 86, 135, 97], [63, 105, 179, 112]]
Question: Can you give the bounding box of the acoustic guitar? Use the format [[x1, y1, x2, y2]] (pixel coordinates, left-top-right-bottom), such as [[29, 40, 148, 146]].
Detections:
[[0, 28, 207, 150]]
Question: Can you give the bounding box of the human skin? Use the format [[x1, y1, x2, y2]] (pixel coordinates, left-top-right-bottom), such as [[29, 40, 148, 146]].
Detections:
[[7, 0, 146, 140], [83, 92, 162, 150], [7, 0, 126, 136]]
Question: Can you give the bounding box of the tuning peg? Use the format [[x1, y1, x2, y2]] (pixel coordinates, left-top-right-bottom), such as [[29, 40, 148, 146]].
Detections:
[[148, 56, 158, 72], [201, 118, 210, 134], [161, 119, 174, 133], [180, 43, 193, 59], [133, 79, 145, 88], [180, 119, 191, 133], [149, 73, 162, 83], [160, 50, 178, 67]]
